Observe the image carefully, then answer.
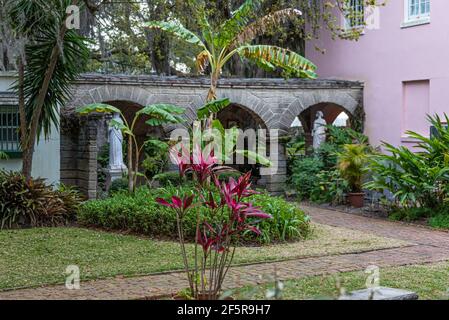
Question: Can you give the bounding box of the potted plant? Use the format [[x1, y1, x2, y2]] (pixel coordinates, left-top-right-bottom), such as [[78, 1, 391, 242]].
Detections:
[[337, 144, 369, 208], [156, 145, 271, 300]]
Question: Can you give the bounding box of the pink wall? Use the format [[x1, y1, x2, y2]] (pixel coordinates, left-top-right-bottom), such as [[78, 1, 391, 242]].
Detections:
[[306, 0, 449, 147]]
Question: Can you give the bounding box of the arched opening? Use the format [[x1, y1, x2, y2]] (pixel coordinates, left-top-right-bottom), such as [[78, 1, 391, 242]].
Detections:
[[216, 103, 268, 185], [297, 102, 354, 152]]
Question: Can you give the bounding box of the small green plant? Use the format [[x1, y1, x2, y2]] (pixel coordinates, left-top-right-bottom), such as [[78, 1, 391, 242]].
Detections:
[[109, 178, 129, 193], [337, 144, 370, 193]]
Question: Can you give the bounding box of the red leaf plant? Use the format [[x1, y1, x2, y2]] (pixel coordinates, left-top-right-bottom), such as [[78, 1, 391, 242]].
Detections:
[[157, 144, 271, 300]]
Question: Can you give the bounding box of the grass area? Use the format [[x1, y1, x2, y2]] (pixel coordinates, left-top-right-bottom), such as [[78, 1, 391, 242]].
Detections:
[[0, 224, 408, 290], [235, 262, 449, 300]]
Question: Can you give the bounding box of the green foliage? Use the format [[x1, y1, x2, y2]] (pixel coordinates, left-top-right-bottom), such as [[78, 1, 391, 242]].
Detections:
[[0, 171, 80, 229], [337, 144, 370, 193], [365, 114, 449, 209], [109, 178, 129, 193], [16, 6, 90, 138], [154, 171, 188, 187], [290, 157, 324, 200], [196, 98, 231, 120], [389, 207, 433, 222], [429, 213, 449, 230], [78, 186, 310, 244], [237, 45, 317, 78], [249, 192, 311, 243], [309, 169, 350, 205], [289, 126, 368, 204], [141, 138, 169, 179]]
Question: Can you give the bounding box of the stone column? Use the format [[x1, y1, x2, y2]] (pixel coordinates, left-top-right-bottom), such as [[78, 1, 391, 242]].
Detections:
[[263, 142, 287, 196]]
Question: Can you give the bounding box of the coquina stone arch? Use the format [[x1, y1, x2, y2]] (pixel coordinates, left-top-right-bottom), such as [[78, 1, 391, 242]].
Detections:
[[62, 74, 363, 198]]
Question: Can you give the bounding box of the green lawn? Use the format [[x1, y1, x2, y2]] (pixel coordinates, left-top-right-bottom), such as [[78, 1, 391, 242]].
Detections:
[[0, 224, 408, 290], [235, 262, 449, 300]]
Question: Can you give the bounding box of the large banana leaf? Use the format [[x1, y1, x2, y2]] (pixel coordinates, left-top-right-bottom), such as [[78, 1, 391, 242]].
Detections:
[[138, 104, 185, 126], [197, 98, 231, 120], [216, 0, 261, 48], [238, 45, 317, 79], [110, 119, 133, 137], [145, 21, 207, 51], [76, 103, 121, 115]]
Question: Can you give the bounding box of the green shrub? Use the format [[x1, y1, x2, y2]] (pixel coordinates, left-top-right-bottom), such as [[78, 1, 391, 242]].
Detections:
[[288, 126, 369, 204], [0, 171, 81, 229], [78, 186, 311, 244], [429, 214, 449, 229], [109, 177, 129, 193], [309, 169, 350, 205], [249, 192, 311, 243], [366, 114, 449, 210], [154, 171, 188, 187], [290, 157, 324, 200], [389, 207, 433, 222]]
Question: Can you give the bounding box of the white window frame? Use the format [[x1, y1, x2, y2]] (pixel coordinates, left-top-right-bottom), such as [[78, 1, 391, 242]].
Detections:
[[402, 0, 430, 28], [343, 0, 366, 30]]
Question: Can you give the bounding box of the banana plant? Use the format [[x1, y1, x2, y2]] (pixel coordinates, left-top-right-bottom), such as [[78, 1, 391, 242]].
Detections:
[[194, 98, 272, 167], [77, 103, 185, 193], [145, 0, 317, 110]]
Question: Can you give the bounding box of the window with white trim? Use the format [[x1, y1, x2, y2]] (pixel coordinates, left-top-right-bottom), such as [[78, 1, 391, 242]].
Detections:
[[344, 0, 365, 29], [405, 0, 430, 22]]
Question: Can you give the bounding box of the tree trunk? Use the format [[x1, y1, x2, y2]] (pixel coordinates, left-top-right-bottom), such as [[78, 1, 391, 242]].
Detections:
[[127, 135, 134, 192]]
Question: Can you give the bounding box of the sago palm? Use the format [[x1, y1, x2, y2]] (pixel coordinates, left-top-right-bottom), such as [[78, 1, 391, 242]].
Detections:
[[145, 0, 317, 110]]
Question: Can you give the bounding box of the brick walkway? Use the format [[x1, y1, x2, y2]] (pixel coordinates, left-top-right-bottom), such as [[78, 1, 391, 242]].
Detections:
[[1, 206, 449, 300]]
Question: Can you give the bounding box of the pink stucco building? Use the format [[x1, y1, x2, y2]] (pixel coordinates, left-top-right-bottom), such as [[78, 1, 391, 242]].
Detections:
[[306, 0, 447, 147]]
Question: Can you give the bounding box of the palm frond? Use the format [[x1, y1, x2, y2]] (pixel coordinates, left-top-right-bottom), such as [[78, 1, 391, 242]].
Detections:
[[237, 45, 317, 79], [20, 27, 89, 139]]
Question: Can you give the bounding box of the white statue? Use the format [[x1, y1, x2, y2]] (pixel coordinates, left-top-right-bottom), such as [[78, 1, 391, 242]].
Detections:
[[312, 111, 327, 151], [108, 113, 127, 171]]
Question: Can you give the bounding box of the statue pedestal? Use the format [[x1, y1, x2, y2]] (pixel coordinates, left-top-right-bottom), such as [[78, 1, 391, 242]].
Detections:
[[106, 166, 127, 190]]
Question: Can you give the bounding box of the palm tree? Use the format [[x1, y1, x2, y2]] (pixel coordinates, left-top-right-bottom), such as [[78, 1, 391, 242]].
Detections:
[[7, 0, 89, 180], [146, 0, 317, 105]]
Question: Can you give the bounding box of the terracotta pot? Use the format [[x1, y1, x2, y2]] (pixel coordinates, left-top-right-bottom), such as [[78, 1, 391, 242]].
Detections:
[[347, 192, 365, 208]]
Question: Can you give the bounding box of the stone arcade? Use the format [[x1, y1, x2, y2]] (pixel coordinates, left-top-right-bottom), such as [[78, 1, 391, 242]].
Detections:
[[60, 74, 364, 199]]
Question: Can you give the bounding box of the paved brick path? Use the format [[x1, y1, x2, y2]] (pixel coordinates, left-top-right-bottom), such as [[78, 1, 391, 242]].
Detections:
[[1, 205, 449, 300]]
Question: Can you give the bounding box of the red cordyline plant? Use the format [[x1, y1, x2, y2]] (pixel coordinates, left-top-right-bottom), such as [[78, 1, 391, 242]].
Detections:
[[157, 145, 271, 300]]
